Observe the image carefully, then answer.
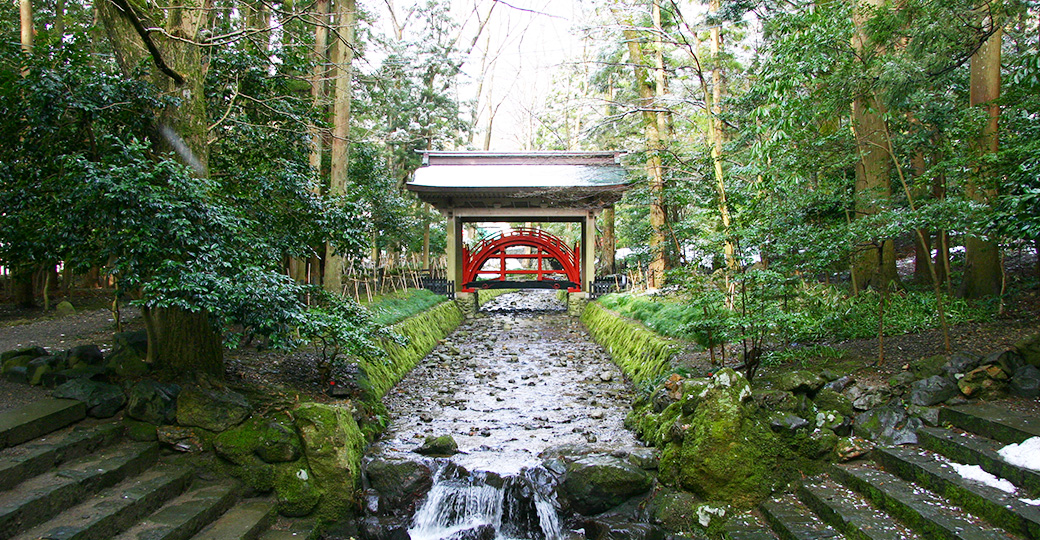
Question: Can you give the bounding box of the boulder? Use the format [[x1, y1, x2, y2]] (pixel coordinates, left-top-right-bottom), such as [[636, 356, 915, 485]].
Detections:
[[768, 413, 809, 434], [1, 346, 48, 362], [887, 371, 917, 389], [775, 370, 826, 394], [364, 457, 434, 516], [815, 410, 851, 436], [55, 301, 76, 317], [106, 331, 149, 377], [561, 454, 652, 515], [416, 435, 458, 456], [584, 518, 664, 540], [64, 345, 104, 367], [360, 516, 412, 540], [846, 384, 889, 411], [853, 403, 921, 446], [1009, 365, 1040, 399], [214, 414, 302, 465], [909, 355, 946, 379], [957, 367, 1007, 400], [812, 388, 854, 417], [126, 380, 181, 425], [944, 351, 983, 376], [52, 379, 126, 418], [2, 355, 35, 375], [1013, 333, 1040, 368], [986, 350, 1024, 376], [176, 386, 251, 432], [909, 375, 959, 406], [294, 403, 366, 520], [626, 447, 661, 470], [644, 489, 700, 534], [27, 355, 63, 386], [907, 405, 941, 427], [822, 375, 854, 393], [750, 390, 798, 414], [256, 422, 304, 463], [275, 466, 322, 517]]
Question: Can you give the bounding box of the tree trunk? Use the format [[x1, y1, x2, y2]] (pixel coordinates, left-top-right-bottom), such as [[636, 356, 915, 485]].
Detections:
[[323, 0, 356, 295], [146, 306, 224, 376], [851, 0, 896, 291], [961, 22, 1003, 299], [20, 0, 33, 55], [911, 151, 932, 284]]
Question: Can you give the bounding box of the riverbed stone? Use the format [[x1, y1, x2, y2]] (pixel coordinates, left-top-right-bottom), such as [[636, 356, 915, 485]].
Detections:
[[176, 386, 251, 431], [364, 457, 434, 516], [52, 378, 126, 417], [561, 454, 653, 514], [909, 375, 959, 406], [126, 380, 180, 425], [416, 434, 459, 456], [294, 402, 366, 520]]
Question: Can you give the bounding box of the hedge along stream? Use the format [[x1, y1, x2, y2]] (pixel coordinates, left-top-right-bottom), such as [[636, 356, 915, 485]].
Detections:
[[359, 289, 510, 400], [581, 301, 679, 388]]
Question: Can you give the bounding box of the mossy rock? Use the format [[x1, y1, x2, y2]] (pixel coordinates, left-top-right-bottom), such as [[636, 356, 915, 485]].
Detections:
[[910, 355, 947, 379], [561, 454, 653, 515], [812, 388, 853, 418], [677, 369, 781, 507], [1013, 333, 1040, 368], [774, 370, 826, 394], [2, 355, 34, 374], [176, 386, 252, 432], [1, 346, 48, 362], [294, 403, 365, 521], [55, 301, 76, 318], [416, 435, 458, 456], [106, 347, 150, 377], [750, 389, 798, 414], [647, 489, 702, 535], [124, 418, 159, 441], [275, 466, 322, 517], [215, 414, 302, 466]]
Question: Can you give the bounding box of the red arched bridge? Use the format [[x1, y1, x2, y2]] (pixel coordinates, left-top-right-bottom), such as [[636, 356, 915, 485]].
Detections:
[[462, 228, 582, 292]]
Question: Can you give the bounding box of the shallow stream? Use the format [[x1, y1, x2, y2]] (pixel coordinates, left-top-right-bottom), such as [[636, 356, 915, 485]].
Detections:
[[366, 290, 644, 539]]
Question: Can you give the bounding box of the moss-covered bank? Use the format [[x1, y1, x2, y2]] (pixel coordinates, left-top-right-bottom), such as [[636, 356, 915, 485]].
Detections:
[[581, 301, 679, 388]]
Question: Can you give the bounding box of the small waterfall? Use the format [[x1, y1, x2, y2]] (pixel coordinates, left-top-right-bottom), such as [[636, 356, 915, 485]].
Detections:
[[409, 463, 563, 540]]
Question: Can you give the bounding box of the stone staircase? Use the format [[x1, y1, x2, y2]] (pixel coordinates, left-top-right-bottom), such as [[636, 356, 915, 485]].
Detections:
[[725, 403, 1040, 540], [0, 398, 315, 540]]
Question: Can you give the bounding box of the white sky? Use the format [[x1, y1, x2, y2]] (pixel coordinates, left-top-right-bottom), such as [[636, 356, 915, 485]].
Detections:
[[363, 0, 593, 150]]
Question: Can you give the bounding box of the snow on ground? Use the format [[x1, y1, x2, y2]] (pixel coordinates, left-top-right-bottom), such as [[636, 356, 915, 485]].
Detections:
[[948, 463, 1017, 493], [998, 437, 1040, 472], [1021, 499, 1040, 506]]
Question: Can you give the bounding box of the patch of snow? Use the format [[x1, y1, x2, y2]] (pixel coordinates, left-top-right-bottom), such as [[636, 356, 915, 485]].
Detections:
[[696, 505, 726, 527], [1021, 498, 1040, 506], [948, 463, 1017, 493], [998, 437, 1040, 472]]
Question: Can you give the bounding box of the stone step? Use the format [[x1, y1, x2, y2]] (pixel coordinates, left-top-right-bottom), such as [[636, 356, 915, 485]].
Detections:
[[0, 441, 158, 540], [760, 495, 844, 540], [723, 510, 780, 540], [0, 422, 122, 491], [191, 499, 276, 540], [831, 462, 1017, 540], [797, 475, 923, 540], [9, 465, 193, 540], [0, 399, 86, 450], [874, 446, 1040, 539], [940, 403, 1040, 444], [112, 481, 241, 540], [918, 426, 1040, 497]]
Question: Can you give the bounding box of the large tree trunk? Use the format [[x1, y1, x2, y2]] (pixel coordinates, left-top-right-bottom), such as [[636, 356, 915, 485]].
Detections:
[[145, 306, 224, 376], [98, 0, 223, 376], [323, 0, 356, 295], [961, 22, 1003, 299], [600, 207, 616, 275], [20, 0, 33, 55], [851, 0, 896, 291]]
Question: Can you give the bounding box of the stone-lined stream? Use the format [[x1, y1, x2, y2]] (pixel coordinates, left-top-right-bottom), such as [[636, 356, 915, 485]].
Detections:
[[360, 291, 649, 540]]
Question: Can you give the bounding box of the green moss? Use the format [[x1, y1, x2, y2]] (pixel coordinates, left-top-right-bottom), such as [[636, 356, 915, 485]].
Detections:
[[581, 302, 678, 387], [812, 388, 853, 417], [294, 403, 366, 522], [274, 465, 323, 517]]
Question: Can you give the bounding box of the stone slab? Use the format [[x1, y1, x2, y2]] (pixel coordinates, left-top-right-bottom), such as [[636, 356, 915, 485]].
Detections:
[[193, 500, 275, 540], [874, 446, 1040, 539], [831, 463, 1009, 540], [112, 482, 240, 540], [723, 512, 780, 540], [940, 403, 1040, 444], [0, 422, 121, 491], [760, 497, 842, 540], [918, 426, 1040, 496], [798, 477, 922, 540], [0, 399, 86, 449]]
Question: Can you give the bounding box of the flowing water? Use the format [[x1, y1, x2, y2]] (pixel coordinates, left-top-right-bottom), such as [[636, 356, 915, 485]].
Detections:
[[368, 291, 643, 539]]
